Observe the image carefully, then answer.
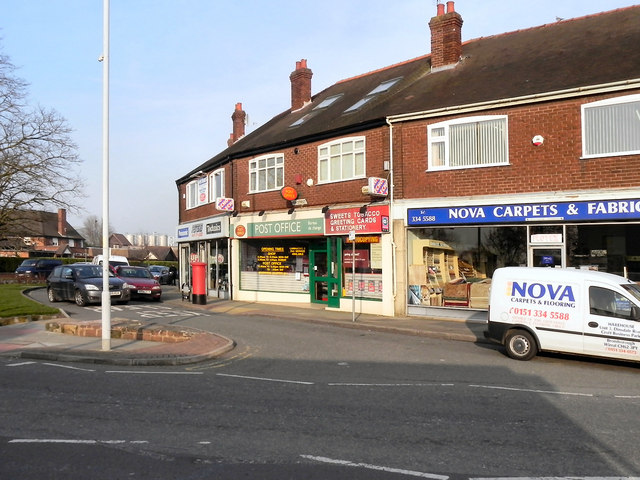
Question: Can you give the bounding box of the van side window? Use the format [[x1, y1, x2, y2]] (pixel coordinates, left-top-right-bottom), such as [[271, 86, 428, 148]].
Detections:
[[589, 287, 634, 319]]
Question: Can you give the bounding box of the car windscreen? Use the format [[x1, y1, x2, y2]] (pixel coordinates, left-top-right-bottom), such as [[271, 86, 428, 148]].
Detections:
[[75, 266, 104, 278], [622, 283, 640, 303]]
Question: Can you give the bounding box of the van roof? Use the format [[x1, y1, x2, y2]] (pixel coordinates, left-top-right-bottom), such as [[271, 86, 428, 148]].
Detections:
[[496, 267, 634, 285]]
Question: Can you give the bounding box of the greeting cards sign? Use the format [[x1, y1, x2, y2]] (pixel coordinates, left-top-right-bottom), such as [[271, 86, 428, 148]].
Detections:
[[325, 205, 390, 235]]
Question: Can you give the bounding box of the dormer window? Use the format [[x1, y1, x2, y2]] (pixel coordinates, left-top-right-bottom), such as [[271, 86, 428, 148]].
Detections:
[[344, 77, 401, 113]]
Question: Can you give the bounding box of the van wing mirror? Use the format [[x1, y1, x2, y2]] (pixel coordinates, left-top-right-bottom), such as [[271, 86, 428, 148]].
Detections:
[[632, 305, 640, 321]]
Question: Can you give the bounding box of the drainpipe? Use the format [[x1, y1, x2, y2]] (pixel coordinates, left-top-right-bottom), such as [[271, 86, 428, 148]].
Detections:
[[386, 118, 397, 303]]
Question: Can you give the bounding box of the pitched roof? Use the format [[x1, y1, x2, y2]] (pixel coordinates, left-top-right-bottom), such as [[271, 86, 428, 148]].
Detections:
[[177, 6, 640, 183], [14, 210, 84, 240]]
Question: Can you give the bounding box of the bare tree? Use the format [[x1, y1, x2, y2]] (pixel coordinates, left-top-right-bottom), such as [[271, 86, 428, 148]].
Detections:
[[0, 47, 84, 240], [80, 215, 115, 247]]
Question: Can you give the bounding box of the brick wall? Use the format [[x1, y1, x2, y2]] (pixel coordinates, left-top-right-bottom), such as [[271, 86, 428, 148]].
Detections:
[[393, 90, 640, 200]]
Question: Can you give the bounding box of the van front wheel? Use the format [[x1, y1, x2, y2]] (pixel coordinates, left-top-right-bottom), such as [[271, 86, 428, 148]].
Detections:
[[505, 330, 537, 361]]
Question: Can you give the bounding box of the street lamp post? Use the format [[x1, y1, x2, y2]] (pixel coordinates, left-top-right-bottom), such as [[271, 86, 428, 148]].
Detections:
[[101, 0, 111, 351]]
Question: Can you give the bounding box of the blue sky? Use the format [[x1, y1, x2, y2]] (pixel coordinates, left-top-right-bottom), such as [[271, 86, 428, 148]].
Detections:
[[1, 0, 638, 239]]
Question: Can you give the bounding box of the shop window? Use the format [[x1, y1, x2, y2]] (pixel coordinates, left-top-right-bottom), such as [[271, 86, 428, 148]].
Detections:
[[343, 238, 383, 300], [407, 226, 526, 309], [318, 137, 366, 183], [249, 155, 284, 193], [582, 94, 640, 158], [428, 116, 509, 170], [240, 239, 309, 293], [209, 169, 225, 203]]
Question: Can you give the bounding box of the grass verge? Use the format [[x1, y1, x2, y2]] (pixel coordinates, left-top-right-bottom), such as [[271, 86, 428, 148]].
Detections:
[[0, 284, 60, 319]]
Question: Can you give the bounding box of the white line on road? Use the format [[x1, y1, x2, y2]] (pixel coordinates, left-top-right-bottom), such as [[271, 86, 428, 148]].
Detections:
[[469, 384, 594, 397], [301, 455, 448, 479], [105, 370, 203, 375], [217, 373, 314, 385], [471, 477, 640, 480], [42, 363, 96, 372], [9, 439, 148, 445], [7, 361, 37, 367], [328, 383, 454, 387]]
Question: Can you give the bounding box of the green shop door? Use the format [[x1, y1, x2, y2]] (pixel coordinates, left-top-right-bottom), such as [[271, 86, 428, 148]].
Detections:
[[309, 239, 341, 308]]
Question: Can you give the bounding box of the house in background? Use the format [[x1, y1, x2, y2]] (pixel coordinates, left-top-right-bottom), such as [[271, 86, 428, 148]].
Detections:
[[176, 3, 640, 317], [0, 208, 85, 258]]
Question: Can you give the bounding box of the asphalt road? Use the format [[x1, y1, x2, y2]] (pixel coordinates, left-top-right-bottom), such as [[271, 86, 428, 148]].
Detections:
[[2, 291, 640, 479]]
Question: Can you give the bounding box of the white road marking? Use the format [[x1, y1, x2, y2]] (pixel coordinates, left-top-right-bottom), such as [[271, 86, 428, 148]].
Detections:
[[105, 370, 203, 375], [471, 477, 640, 480], [328, 383, 454, 387], [7, 361, 37, 367], [469, 384, 594, 397], [8, 439, 147, 445], [217, 373, 314, 385], [42, 363, 95, 372], [301, 455, 448, 479]]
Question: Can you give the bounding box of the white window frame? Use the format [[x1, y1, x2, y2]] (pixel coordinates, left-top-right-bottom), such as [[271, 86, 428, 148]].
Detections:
[[249, 154, 284, 193], [209, 168, 225, 203], [427, 115, 509, 171], [317, 136, 366, 184], [186, 176, 208, 210], [581, 94, 640, 159]]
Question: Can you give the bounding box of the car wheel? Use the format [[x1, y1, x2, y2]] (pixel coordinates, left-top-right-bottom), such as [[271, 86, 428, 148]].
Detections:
[[74, 289, 87, 307], [505, 329, 537, 361], [47, 287, 59, 302]]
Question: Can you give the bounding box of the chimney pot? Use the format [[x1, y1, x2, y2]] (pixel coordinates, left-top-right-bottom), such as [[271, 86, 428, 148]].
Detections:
[[229, 103, 246, 145], [429, 3, 463, 70], [437, 3, 445, 15], [290, 59, 313, 111]]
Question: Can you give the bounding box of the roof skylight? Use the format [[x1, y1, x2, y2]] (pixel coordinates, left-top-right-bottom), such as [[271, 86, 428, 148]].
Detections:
[[344, 77, 402, 113]]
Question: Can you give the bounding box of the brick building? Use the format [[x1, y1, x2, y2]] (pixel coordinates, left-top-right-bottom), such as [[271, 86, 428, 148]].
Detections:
[[176, 3, 640, 318]]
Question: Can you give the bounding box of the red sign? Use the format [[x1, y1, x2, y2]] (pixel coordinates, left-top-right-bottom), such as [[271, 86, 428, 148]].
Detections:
[[281, 186, 298, 201], [325, 204, 390, 235]]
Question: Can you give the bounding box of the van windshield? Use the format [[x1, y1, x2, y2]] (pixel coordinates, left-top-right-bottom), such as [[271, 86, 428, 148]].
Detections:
[[621, 283, 640, 303]]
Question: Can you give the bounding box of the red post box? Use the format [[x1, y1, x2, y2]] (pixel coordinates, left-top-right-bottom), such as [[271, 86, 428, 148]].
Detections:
[[190, 262, 207, 305]]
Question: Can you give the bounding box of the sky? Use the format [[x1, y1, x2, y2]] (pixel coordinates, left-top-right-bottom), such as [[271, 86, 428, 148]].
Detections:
[[1, 0, 638, 241]]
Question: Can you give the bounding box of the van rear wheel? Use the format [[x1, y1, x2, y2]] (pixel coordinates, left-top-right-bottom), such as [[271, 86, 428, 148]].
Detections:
[[505, 330, 537, 361]]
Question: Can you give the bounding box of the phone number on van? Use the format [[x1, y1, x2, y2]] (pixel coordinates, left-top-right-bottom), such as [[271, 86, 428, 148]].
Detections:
[[510, 307, 570, 321]]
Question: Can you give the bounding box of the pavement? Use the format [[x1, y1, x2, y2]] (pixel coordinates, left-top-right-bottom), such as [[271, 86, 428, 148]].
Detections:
[[0, 287, 489, 366]]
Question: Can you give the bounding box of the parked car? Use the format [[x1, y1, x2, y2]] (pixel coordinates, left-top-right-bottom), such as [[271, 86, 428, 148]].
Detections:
[[46, 264, 131, 306], [113, 265, 162, 301], [92, 255, 129, 267], [15, 259, 62, 279], [148, 265, 171, 284]]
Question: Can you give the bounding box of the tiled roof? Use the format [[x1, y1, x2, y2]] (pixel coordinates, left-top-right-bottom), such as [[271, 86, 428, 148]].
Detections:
[[177, 6, 640, 183], [15, 210, 84, 240]]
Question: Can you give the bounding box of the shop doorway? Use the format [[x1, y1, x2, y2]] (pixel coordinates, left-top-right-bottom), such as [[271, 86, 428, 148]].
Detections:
[[309, 239, 341, 307], [530, 247, 564, 268]]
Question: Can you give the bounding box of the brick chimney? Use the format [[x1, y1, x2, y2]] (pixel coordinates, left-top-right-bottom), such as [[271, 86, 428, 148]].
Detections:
[[228, 102, 246, 146], [57, 208, 67, 236], [429, 1, 463, 71], [289, 59, 312, 111]]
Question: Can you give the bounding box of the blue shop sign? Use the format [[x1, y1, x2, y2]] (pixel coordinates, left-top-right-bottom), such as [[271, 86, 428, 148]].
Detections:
[[408, 199, 640, 226]]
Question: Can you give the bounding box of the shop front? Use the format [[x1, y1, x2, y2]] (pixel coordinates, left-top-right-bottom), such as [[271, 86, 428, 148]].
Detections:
[[231, 205, 394, 315], [406, 196, 640, 316], [176, 215, 230, 299]]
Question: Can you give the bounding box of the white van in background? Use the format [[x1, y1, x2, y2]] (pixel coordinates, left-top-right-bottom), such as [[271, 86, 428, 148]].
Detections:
[[485, 267, 640, 362], [92, 255, 129, 267]]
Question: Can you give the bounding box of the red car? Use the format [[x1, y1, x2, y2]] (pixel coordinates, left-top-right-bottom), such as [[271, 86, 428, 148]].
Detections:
[[113, 266, 162, 301]]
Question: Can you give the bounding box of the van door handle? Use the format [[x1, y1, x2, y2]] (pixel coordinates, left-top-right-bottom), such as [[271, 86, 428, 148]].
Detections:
[[588, 321, 599, 328]]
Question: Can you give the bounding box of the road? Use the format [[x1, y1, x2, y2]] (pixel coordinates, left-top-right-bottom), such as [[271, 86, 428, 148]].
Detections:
[[2, 289, 640, 479]]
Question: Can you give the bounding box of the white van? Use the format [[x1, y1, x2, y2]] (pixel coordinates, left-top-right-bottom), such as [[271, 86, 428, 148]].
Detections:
[[92, 255, 129, 267], [485, 267, 640, 362]]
